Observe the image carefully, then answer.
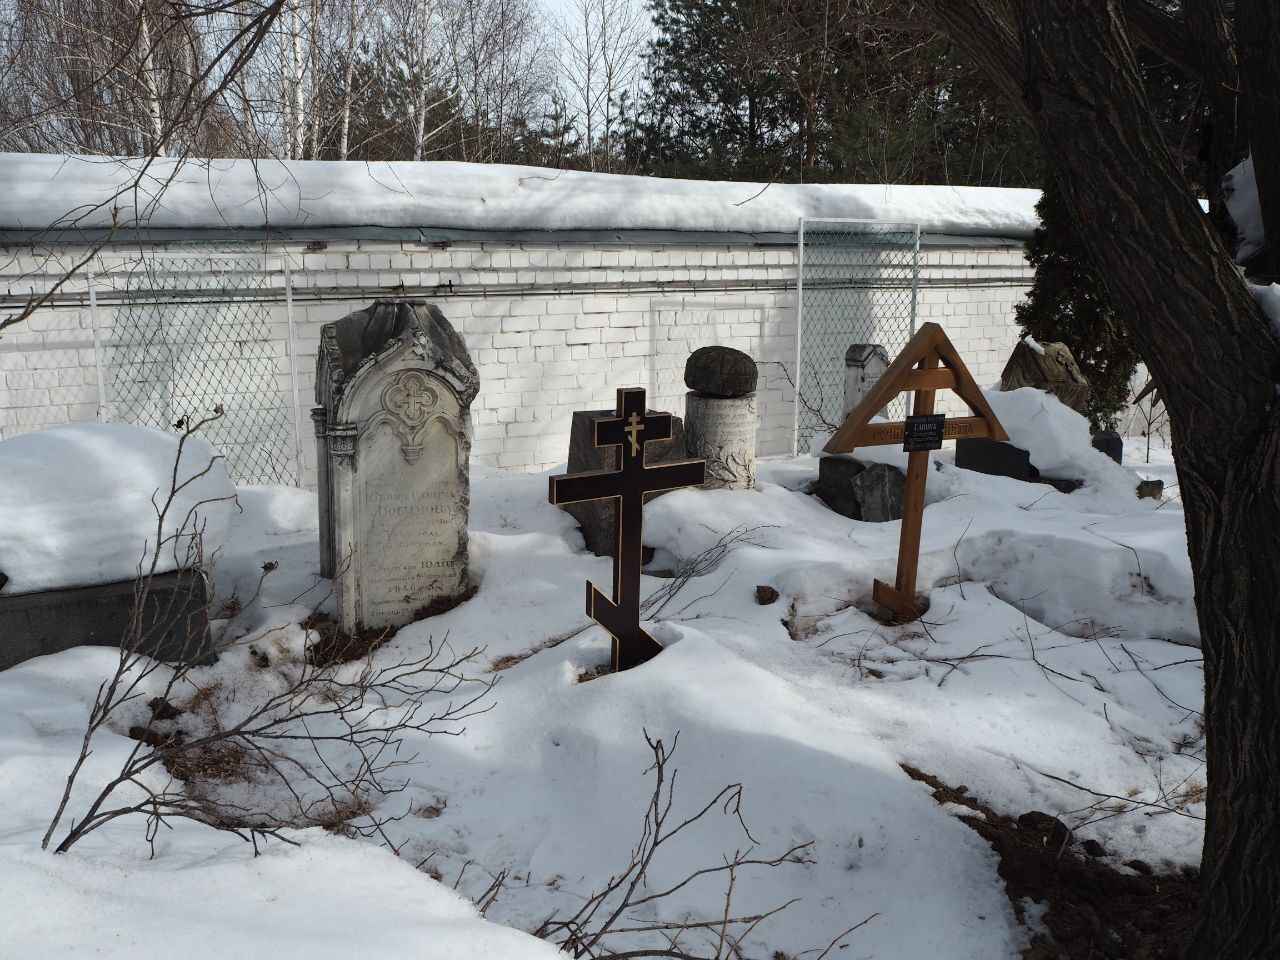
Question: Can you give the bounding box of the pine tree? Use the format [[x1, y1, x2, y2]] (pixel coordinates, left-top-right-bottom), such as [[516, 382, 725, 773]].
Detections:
[[1013, 180, 1142, 429]]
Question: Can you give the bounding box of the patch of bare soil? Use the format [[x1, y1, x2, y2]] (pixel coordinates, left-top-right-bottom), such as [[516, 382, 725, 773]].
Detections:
[[902, 765, 1198, 959]]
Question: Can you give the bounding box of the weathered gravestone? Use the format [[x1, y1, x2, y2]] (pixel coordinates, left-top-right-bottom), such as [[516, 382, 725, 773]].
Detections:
[[813, 343, 901, 519], [1000, 338, 1091, 415], [844, 344, 891, 419], [683, 346, 758, 490], [563, 410, 686, 557], [814, 458, 906, 522], [549, 387, 706, 671], [313, 300, 479, 635]]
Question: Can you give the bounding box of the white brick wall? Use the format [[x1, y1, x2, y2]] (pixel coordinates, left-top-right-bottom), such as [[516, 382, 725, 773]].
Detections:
[[0, 237, 1033, 484]]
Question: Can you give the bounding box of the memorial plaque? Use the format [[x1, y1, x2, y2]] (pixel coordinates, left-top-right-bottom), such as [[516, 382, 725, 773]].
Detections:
[[902, 414, 946, 452], [314, 301, 479, 635]]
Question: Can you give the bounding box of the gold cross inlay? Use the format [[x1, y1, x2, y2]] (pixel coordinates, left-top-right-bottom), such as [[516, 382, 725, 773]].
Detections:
[[625, 411, 643, 456]]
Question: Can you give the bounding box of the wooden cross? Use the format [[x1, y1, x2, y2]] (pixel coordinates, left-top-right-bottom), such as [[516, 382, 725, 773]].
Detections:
[[824, 322, 1008, 623], [549, 387, 706, 671]]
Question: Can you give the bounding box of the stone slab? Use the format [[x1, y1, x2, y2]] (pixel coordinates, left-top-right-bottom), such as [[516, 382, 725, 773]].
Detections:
[[0, 570, 212, 671]]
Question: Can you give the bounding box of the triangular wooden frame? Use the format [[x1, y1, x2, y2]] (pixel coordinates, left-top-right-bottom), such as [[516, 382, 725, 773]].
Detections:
[[824, 322, 1008, 454], [820, 322, 1008, 624]]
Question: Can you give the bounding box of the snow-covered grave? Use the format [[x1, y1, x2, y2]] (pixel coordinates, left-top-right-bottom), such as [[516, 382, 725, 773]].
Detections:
[[0, 383, 1202, 958]]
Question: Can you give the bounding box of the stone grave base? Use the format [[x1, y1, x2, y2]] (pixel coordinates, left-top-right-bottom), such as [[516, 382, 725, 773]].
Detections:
[[0, 570, 212, 671], [684, 392, 757, 490], [562, 408, 686, 557]]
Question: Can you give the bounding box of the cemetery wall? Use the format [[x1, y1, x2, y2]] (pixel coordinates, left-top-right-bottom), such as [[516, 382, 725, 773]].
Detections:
[[0, 235, 1032, 485]]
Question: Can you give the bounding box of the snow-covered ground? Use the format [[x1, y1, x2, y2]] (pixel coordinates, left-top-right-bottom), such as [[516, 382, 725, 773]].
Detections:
[[0, 414, 1203, 959]]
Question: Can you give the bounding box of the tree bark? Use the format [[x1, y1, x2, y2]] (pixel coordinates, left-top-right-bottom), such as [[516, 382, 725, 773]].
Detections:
[[919, 2, 1280, 957]]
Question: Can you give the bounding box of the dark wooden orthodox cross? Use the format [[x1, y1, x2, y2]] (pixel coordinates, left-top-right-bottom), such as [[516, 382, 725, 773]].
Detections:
[[824, 322, 1008, 623], [549, 387, 706, 671]]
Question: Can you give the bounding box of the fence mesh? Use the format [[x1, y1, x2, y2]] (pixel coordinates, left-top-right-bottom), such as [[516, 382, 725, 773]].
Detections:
[[104, 251, 299, 485], [795, 219, 920, 452]]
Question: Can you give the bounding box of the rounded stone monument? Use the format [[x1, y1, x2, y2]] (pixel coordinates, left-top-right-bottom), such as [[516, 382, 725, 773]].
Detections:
[[683, 346, 758, 490]]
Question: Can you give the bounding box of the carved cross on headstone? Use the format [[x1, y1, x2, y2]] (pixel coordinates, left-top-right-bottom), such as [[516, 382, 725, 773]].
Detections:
[[549, 387, 706, 671]]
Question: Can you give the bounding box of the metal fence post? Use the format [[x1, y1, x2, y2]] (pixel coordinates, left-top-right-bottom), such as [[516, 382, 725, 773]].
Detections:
[[87, 270, 107, 419], [283, 253, 305, 487], [793, 217, 806, 457]]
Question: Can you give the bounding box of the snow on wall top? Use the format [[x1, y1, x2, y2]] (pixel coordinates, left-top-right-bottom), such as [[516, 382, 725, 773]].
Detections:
[[0, 153, 1040, 238]]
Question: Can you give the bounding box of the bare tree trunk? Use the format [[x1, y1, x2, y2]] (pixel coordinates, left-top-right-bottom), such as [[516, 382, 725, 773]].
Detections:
[[137, 3, 166, 157], [413, 0, 431, 161], [338, 0, 357, 159], [921, 2, 1280, 957]]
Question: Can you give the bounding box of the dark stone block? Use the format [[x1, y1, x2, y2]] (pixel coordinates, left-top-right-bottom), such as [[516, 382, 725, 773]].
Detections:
[[813, 457, 905, 522], [1091, 429, 1124, 464], [684, 346, 758, 398], [1041, 476, 1084, 494], [1137, 478, 1164, 500], [813, 456, 866, 519], [955, 437, 1037, 482], [561, 408, 686, 558], [851, 463, 907, 522], [0, 570, 212, 671], [957, 438, 1087, 494]]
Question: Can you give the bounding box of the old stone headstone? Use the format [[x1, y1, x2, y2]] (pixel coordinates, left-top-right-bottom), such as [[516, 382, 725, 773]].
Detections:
[[313, 300, 479, 635], [844, 344, 891, 419], [1000, 338, 1091, 414], [563, 409, 686, 557], [813, 457, 906, 522], [683, 346, 758, 490]]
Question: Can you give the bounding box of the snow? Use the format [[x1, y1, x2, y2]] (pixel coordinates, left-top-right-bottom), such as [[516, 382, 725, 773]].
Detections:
[[982, 387, 1147, 501], [1021, 334, 1045, 356], [0, 423, 1204, 958], [1248, 279, 1280, 338], [0, 153, 1041, 237], [0, 423, 235, 594], [1224, 155, 1264, 263]]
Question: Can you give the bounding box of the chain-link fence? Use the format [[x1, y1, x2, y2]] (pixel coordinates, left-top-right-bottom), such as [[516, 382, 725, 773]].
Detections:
[[793, 219, 921, 453], [101, 250, 302, 485]]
